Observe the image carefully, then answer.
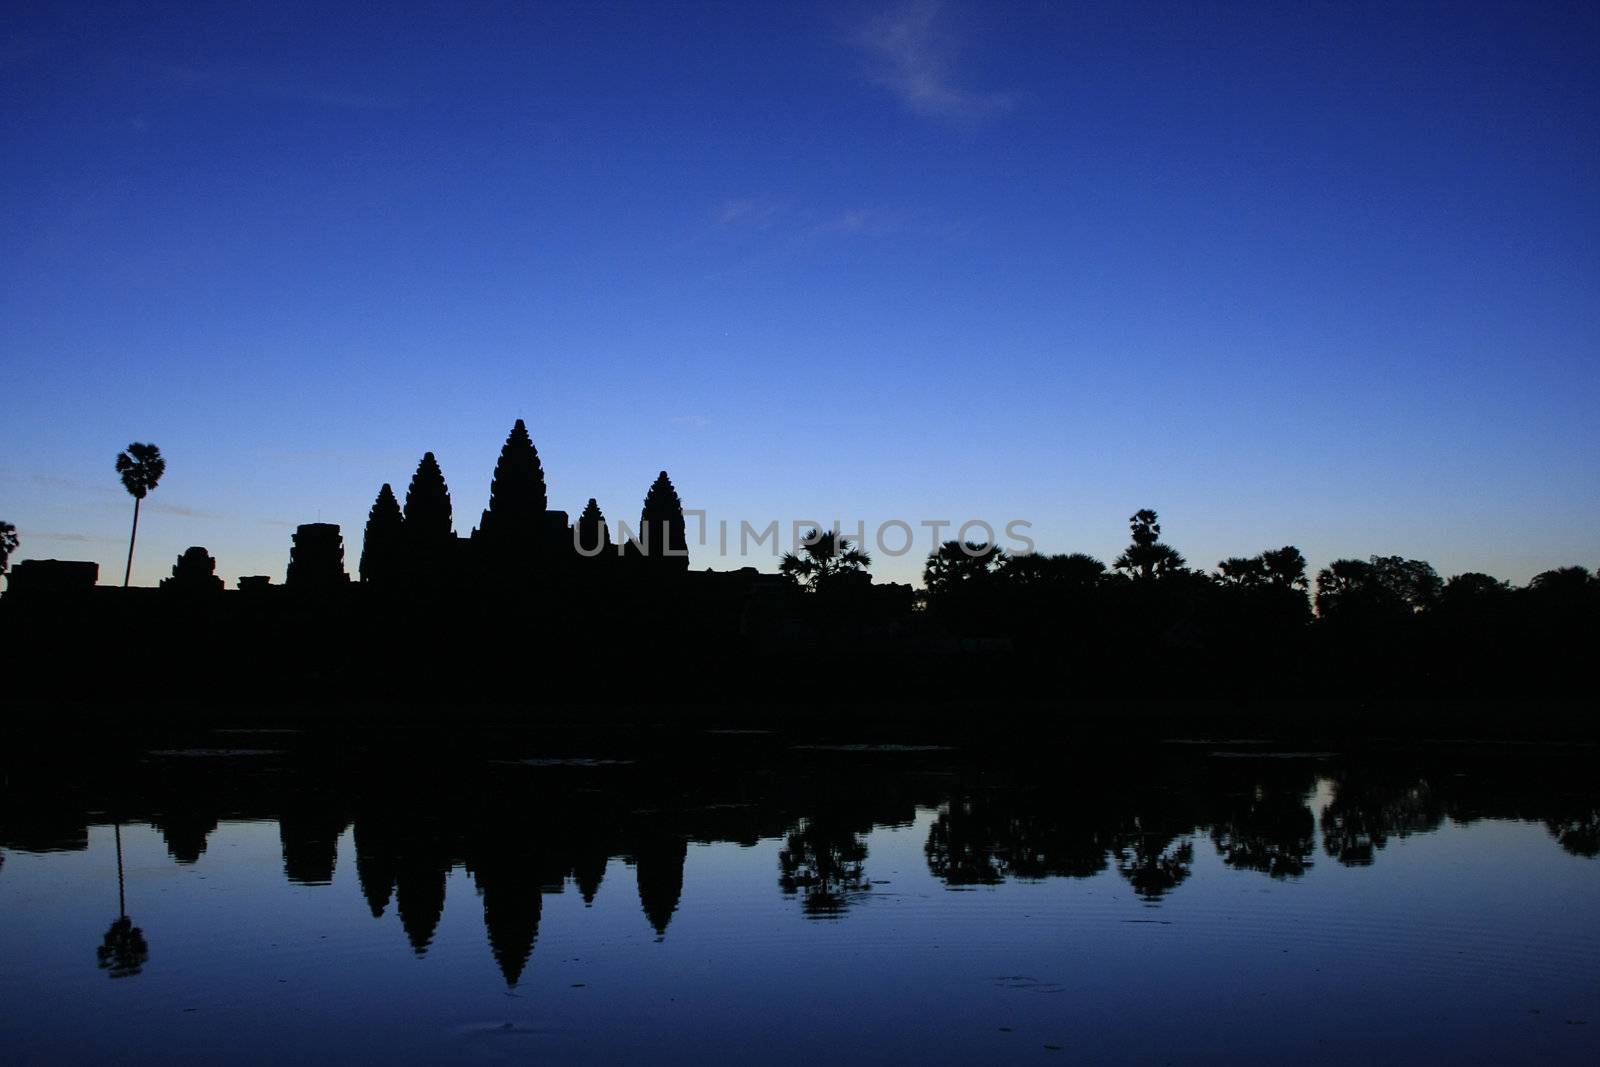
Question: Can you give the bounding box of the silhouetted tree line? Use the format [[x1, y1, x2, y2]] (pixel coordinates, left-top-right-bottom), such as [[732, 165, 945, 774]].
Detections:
[[918, 509, 1597, 706]]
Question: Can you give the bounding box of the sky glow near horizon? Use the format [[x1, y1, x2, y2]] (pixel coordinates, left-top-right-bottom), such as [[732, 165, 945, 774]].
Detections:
[[2, 1, 1596, 589]]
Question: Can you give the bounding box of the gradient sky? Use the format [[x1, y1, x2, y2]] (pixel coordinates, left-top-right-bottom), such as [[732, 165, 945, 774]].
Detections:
[[3, 1, 1597, 588]]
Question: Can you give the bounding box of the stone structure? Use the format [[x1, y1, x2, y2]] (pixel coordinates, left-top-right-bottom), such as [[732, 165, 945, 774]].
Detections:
[[162, 546, 223, 593], [4, 559, 99, 597], [356, 420, 691, 588], [286, 523, 349, 589]]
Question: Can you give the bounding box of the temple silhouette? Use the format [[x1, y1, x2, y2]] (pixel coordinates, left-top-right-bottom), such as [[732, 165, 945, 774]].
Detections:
[[1, 420, 1594, 715], [359, 419, 693, 590]]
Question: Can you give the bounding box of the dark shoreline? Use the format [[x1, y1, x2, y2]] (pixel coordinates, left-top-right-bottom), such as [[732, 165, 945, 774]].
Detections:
[[5, 697, 1597, 760]]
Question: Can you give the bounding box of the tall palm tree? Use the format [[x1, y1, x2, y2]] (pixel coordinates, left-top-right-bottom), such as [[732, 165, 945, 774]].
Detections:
[[115, 443, 166, 587], [779, 529, 872, 591], [1111, 508, 1186, 579]]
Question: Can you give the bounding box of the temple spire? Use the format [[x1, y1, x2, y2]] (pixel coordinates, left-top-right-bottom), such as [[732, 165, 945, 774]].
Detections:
[[486, 418, 548, 522], [577, 497, 611, 555], [360, 483, 404, 584], [404, 452, 453, 541], [639, 471, 687, 567]]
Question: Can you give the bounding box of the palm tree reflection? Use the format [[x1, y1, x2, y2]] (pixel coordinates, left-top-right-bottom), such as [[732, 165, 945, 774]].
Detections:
[[97, 823, 149, 978]]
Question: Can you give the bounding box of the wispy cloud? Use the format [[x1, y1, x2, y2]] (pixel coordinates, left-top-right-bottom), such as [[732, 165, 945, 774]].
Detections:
[[25, 531, 120, 545], [671, 415, 711, 430], [147, 501, 221, 520], [0, 469, 221, 520], [854, 1, 1018, 124], [0, 470, 115, 497], [269, 449, 411, 465]]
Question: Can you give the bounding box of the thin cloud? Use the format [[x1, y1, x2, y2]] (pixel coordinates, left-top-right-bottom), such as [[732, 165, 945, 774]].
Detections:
[[23, 531, 119, 545], [671, 415, 711, 429], [0, 470, 115, 497], [146, 501, 222, 520], [854, 1, 1018, 124]]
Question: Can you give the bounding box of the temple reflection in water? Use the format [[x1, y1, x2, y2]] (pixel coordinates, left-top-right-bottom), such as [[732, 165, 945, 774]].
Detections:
[[2, 745, 1596, 988]]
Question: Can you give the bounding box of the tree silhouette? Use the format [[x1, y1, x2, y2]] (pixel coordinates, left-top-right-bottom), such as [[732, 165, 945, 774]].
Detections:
[[1261, 546, 1309, 589], [0, 520, 17, 576], [1529, 565, 1595, 596], [1369, 556, 1442, 611], [1215, 556, 1267, 587], [114, 442, 165, 587], [1438, 571, 1510, 614], [999, 550, 1106, 589], [359, 483, 405, 585], [780, 529, 871, 591], [1315, 555, 1440, 619], [1112, 509, 1186, 579], [923, 540, 1004, 596]]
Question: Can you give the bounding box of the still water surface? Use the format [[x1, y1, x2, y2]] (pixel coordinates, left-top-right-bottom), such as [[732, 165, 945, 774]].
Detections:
[[2, 742, 1597, 1063]]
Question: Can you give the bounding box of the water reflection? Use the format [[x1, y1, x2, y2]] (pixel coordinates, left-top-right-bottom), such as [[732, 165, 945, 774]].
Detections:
[[96, 823, 149, 979], [2, 746, 1597, 987]]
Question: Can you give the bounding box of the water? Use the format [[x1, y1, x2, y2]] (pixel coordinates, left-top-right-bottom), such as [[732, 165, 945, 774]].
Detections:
[[2, 741, 1597, 1063]]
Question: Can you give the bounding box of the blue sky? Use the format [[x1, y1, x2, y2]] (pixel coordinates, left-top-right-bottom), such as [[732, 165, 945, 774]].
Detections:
[[3, 0, 1596, 588]]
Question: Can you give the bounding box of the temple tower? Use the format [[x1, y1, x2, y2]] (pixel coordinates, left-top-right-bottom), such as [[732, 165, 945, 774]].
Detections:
[[476, 419, 549, 544], [360, 483, 405, 586], [637, 471, 688, 571], [286, 523, 349, 589]]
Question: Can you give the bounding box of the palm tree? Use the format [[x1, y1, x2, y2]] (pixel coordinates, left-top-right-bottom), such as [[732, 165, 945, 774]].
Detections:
[[115, 443, 166, 587], [999, 550, 1106, 590], [923, 540, 1004, 597], [1215, 556, 1267, 587], [1261, 546, 1309, 589], [779, 528, 872, 591], [0, 520, 17, 576], [1111, 508, 1186, 579]]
